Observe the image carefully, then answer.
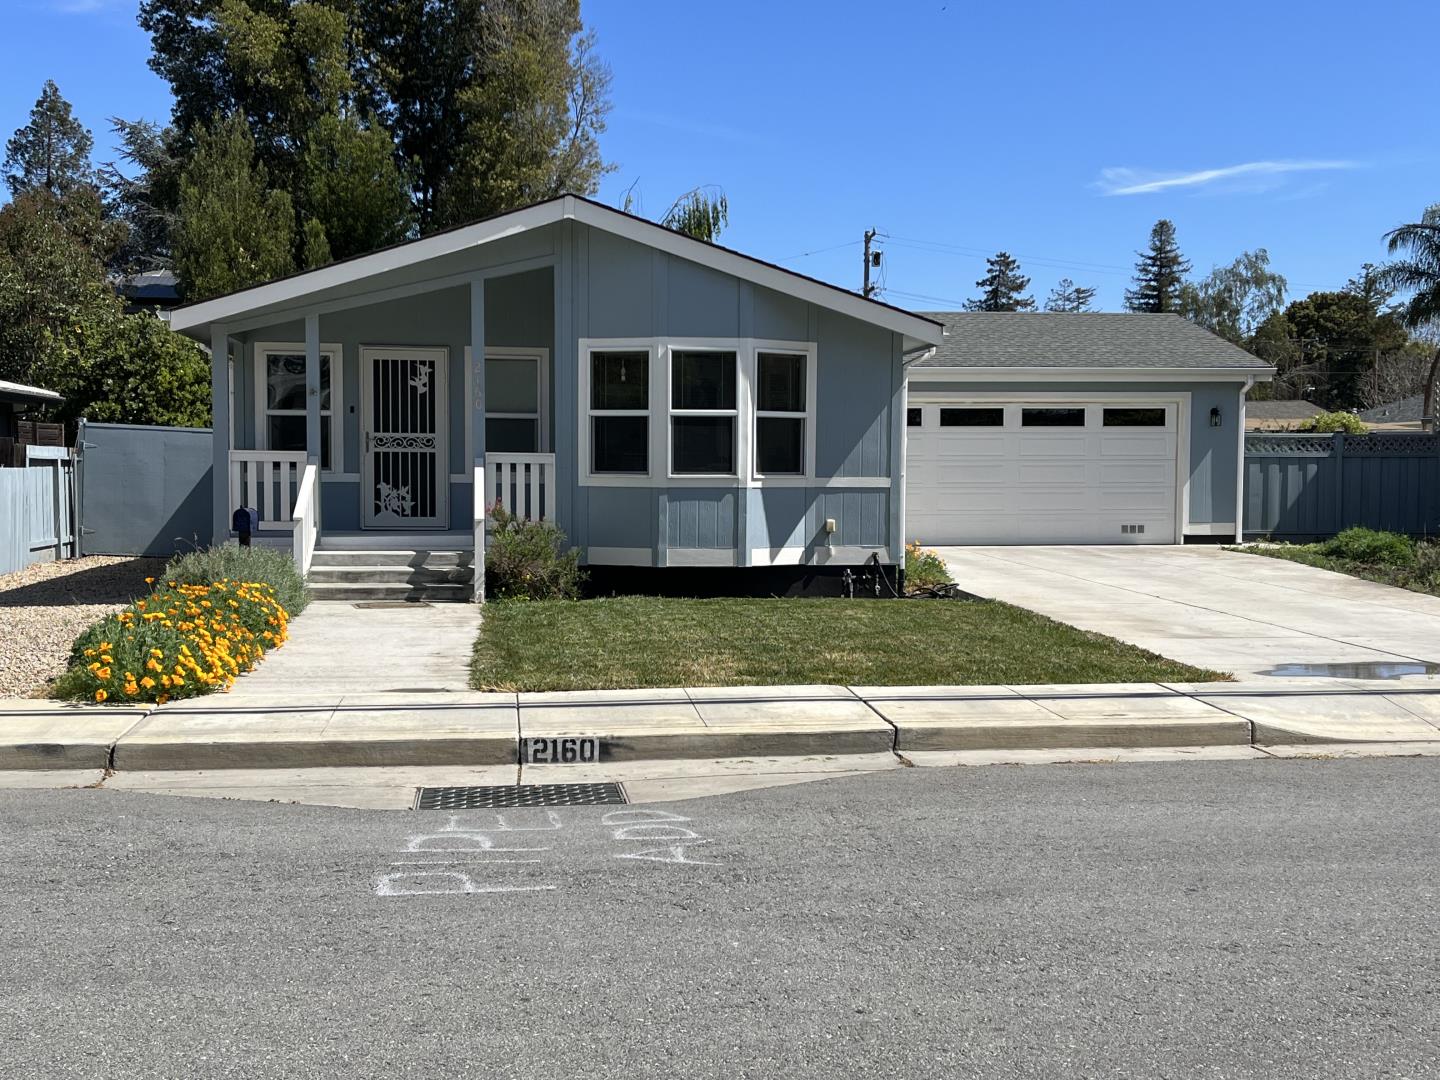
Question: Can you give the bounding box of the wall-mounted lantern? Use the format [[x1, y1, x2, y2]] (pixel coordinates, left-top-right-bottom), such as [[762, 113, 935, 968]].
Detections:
[[1209, 406, 1222, 428]]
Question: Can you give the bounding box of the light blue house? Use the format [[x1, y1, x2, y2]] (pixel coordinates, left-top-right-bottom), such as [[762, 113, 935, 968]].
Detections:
[[168, 195, 946, 598]]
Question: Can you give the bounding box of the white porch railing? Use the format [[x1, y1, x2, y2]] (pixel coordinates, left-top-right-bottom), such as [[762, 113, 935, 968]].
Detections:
[[485, 452, 556, 523], [230, 450, 307, 531], [291, 462, 320, 575], [473, 460, 486, 604]]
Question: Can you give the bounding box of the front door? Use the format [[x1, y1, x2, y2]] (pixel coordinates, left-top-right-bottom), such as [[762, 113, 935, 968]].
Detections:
[[361, 347, 448, 528]]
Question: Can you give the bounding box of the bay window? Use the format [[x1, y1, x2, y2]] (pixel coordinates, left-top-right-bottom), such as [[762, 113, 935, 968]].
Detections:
[[670, 350, 737, 476], [589, 349, 649, 474], [754, 351, 808, 476]]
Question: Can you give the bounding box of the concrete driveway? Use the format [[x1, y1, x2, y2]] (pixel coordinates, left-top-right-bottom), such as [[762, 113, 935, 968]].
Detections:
[[934, 546, 1440, 679]]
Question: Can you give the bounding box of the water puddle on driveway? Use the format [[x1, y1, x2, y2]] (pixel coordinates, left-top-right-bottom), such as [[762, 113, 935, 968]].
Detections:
[[1261, 661, 1440, 679]]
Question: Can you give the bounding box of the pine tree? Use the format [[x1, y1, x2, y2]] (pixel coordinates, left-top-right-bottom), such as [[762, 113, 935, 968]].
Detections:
[[1044, 278, 1097, 312], [174, 114, 297, 302], [1125, 219, 1191, 313], [4, 80, 95, 198], [964, 252, 1035, 312]]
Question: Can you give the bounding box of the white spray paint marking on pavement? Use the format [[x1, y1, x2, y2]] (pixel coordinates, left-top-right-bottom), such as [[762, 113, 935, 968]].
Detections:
[[603, 809, 722, 866], [377, 810, 568, 897], [375, 872, 558, 897]]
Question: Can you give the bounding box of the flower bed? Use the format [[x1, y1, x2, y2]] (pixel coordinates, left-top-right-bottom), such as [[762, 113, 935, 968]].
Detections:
[[53, 576, 291, 704]]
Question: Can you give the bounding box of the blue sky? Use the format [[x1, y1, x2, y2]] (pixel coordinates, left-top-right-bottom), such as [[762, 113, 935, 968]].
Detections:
[[6, 0, 1438, 312]]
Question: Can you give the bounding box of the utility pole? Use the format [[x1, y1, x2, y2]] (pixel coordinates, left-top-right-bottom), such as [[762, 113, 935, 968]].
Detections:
[[862, 228, 881, 298]]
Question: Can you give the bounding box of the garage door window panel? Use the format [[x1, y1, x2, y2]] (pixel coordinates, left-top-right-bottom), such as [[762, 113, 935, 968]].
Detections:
[[1104, 407, 1167, 427], [1022, 407, 1086, 427], [940, 407, 1004, 427], [755, 351, 809, 477]]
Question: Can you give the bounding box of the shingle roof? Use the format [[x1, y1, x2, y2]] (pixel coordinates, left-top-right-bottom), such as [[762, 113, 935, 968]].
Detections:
[[912, 311, 1272, 372], [1358, 394, 1425, 423]]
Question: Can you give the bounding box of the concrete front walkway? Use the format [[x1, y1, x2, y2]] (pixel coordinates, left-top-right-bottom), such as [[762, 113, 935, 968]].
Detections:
[[934, 546, 1440, 679], [227, 600, 482, 699]]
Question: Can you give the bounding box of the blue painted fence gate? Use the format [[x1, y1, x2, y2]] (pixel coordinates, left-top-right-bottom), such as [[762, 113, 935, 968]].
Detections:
[[1243, 432, 1440, 539]]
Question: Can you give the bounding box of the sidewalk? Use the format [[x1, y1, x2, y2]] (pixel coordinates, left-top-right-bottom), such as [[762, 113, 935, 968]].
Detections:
[[4, 677, 1439, 773]]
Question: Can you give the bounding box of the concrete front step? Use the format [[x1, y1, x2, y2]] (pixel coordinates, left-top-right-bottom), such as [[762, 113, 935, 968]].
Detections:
[[312, 549, 472, 568], [306, 582, 473, 602], [308, 565, 473, 586]]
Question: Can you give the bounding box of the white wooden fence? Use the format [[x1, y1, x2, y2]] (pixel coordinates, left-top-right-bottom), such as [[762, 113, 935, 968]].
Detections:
[[0, 448, 80, 575]]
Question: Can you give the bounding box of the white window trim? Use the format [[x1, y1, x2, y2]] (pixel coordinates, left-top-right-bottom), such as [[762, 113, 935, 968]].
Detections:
[[666, 339, 742, 481], [462, 346, 551, 469], [579, 338, 657, 485], [749, 341, 818, 484], [253, 340, 343, 473]]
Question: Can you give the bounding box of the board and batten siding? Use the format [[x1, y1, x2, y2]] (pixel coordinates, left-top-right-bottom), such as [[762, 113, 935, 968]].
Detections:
[[905, 377, 1247, 530], [561, 220, 903, 566]]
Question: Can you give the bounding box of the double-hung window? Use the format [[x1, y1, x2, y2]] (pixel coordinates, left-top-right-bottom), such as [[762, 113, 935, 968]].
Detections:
[[589, 349, 650, 474], [259, 345, 339, 471], [754, 351, 808, 476], [670, 350, 738, 475]]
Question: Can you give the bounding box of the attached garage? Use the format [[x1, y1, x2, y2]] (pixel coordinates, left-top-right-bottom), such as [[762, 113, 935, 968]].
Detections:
[[905, 314, 1273, 547]]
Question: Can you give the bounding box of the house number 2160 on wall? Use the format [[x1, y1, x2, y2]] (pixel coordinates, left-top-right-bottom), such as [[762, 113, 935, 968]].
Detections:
[[522, 736, 601, 764]]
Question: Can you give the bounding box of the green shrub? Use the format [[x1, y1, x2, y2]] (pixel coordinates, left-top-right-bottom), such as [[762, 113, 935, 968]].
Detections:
[[904, 541, 953, 592], [1297, 411, 1368, 435], [1320, 527, 1417, 566], [486, 505, 585, 600], [164, 543, 309, 615]]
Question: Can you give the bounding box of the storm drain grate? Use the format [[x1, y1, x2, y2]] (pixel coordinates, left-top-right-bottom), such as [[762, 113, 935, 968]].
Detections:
[[414, 783, 627, 810]]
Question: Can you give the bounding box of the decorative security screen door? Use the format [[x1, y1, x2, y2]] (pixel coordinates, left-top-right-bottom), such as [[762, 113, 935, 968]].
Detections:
[[361, 347, 448, 528]]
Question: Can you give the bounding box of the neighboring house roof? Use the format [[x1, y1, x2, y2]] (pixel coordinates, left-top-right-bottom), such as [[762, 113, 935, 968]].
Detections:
[[1245, 400, 1323, 421], [0, 379, 63, 404], [119, 269, 180, 308], [1359, 394, 1426, 424], [910, 312, 1273, 376], [168, 194, 945, 352]]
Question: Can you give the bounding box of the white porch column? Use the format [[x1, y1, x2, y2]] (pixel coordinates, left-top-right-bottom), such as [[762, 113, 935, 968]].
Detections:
[[304, 314, 321, 468], [470, 277, 486, 602], [210, 324, 231, 546]]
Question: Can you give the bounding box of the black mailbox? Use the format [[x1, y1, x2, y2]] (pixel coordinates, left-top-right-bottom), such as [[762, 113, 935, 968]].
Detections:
[[232, 506, 258, 546]]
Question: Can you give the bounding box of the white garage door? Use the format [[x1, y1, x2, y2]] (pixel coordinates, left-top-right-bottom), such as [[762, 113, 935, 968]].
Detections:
[[905, 400, 1181, 545]]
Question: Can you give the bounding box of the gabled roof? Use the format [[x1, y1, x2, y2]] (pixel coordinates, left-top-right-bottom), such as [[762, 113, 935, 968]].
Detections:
[[911, 311, 1273, 375], [1359, 394, 1425, 423], [169, 194, 945, 351], [1245, 399, 1323, 421]]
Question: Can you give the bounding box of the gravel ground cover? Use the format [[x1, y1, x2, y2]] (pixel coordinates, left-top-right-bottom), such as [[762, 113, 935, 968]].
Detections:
[[0, 556, 164, 697]]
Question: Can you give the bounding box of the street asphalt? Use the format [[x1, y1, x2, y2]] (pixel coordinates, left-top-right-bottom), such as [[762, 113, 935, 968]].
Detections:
[[2, 757, 1438, 1078]]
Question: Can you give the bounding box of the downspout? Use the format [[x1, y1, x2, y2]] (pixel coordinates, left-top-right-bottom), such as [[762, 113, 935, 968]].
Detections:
[[1234, 377, 1254, 544]]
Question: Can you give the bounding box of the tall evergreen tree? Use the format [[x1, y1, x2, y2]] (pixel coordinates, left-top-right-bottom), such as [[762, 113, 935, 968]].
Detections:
[[964, 252, 1035, 312], [99, 118, 183, 272], [4, 81, 95, 198], [174, 114, 297, 302], [1044, 278, 1097, 312], [1125, 219, 1191, 313]]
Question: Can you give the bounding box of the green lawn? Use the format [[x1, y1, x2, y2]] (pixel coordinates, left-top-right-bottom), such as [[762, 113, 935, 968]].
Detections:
[[470, 596, 1225, 691]]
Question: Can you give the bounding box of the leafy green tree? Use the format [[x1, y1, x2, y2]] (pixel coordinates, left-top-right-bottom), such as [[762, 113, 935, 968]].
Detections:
[[1180, 249, 1287, 344], [174, 114, 297, 302], [1376, 205, 1440, 425], [1044, 278, 1096, 312], [301, 111, 412, 260], [964, 252, 1034, 312], [34, 308, 212, 428], [4, 80, 95, 198], [1125, 219, 1190, 313], [661, 188, 728, 242], [1281, 288, 1408, 409]]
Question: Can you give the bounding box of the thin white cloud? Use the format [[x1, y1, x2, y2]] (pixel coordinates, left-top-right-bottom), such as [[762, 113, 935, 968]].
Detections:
[[43, 0, 122, 12], [1096, 159, 1360, 196]]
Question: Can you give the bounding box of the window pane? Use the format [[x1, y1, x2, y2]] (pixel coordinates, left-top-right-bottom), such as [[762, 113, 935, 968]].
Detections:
[[941, 407, 1004, 427], [268, 414, 305, 452], [757, 417, 803, 475], [672, 416, 734, 474], [907, 407, 923, 427], [486, 418, 538, 454], [671, 351, 736, 410], [1022, 407, 1085, 427], [320, 415, 332, 471], [591, 352, 648, 411], [1103, 407, 1166, 427], [267, 354, 305, 411], [757, 352, 805, 412], [487, 357, 538, 413], [592, 416, 648, 473]]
